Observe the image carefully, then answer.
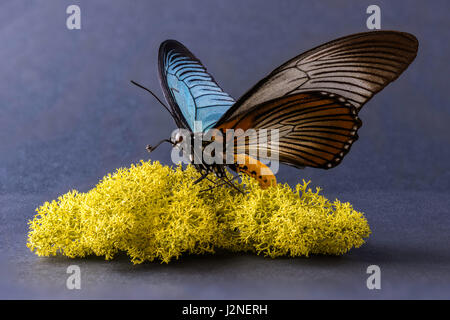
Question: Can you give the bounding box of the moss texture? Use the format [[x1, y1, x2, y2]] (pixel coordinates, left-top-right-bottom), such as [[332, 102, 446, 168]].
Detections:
[[27, 160, 370, 264]]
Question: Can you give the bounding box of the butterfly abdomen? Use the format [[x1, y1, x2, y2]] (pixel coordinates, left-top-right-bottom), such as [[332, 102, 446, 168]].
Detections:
[[231, 154, 276, 189]]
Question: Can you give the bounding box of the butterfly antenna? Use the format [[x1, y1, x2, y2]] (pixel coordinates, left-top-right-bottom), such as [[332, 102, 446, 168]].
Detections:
[[130, 80, 175, 117], [146, 139, 174, 153]]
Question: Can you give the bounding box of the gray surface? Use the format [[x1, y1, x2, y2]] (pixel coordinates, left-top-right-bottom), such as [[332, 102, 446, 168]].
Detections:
[[1, 0, 449, 299]]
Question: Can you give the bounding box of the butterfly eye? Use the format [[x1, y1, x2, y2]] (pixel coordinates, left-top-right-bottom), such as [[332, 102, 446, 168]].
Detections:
[[173, 132, 184, 144]]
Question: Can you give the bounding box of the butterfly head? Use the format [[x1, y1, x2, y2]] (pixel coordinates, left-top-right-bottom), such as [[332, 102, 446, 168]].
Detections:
[[169, 128, 196, 163], [171, 130, 187, 146]]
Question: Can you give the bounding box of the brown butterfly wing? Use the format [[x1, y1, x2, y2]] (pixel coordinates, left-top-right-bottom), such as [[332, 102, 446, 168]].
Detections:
[[216, 31, 418, 123], [214, 31, 417, 169], [217, 92, 361, 169]]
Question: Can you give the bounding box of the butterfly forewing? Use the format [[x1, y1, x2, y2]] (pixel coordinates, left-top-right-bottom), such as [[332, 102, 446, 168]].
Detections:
[[216, 31, 418, 123], [158, 40, 235, 132]]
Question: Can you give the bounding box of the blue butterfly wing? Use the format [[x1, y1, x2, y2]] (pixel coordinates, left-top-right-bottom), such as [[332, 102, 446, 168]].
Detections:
[[158, 40, 235, 132]]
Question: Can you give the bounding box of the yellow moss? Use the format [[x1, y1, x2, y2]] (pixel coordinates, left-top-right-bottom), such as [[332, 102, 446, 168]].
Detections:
[[27, 160, 371, 264]]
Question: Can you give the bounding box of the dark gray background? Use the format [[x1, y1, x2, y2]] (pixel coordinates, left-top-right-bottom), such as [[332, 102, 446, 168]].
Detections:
[[1, 0, 449, 299]]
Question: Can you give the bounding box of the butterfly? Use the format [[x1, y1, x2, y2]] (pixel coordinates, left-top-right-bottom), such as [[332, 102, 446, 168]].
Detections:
[[133, 31, 418, 190]]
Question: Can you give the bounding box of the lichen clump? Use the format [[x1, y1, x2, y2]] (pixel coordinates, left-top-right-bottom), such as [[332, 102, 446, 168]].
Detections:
[[27, 160, 370, 264]]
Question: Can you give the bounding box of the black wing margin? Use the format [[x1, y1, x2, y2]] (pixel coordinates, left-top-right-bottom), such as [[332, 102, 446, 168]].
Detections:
[[217, 92, 362, 169]]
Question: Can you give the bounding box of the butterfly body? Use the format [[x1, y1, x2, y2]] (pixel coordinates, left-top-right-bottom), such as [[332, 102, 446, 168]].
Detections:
[[152, 31, 418, 189]]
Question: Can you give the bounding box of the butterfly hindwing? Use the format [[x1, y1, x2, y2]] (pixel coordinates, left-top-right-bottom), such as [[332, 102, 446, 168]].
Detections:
[[158, 40, 235, 132], [217, 92, 361, 169]]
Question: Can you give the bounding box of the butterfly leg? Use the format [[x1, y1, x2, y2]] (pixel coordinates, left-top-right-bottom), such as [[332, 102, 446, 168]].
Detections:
[[193, 171, 210, 185], [200, 175, 240, 193], [216, 173, 245, 194]]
